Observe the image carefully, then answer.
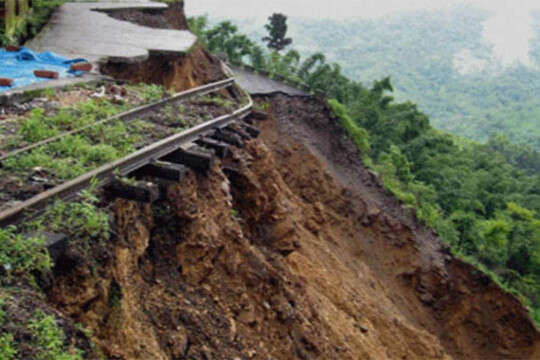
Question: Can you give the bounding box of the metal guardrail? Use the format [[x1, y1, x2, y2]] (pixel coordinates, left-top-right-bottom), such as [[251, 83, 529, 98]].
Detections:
[[0, 77, 252, 227]]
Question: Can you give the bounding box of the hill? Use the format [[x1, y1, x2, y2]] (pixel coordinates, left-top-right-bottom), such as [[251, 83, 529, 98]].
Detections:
[[212, 5, 540, 149]]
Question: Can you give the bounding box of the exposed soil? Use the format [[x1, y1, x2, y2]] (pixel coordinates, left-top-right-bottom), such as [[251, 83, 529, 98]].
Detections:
[[100, 2, 190, 31], [256, 94, 540, 359], [31, 93, 539, 360], [98, 5, 225, 92], [100, 45, 227, 93]]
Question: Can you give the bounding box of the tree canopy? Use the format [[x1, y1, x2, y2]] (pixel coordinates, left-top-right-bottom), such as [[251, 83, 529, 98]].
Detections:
[[190, 14, 540, 325], [262, 13, 292, 52]]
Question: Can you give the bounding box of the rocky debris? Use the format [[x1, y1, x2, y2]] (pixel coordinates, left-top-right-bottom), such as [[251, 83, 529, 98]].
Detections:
[[256, 93, 540, 360]]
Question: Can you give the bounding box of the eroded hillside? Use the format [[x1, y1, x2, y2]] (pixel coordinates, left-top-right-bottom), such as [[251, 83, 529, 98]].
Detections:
[[2, 3, 540, 360], [11, 93, 535, 360]]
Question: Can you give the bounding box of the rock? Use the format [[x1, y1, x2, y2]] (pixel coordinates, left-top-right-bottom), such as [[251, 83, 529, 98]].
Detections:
[[362, 207, 381, 226], [43, 101, 61, 111], [90, 86, 106, 98], [168, 328, 189, 360], [419, 293, 435, 306], [112, 94, 124, 104]]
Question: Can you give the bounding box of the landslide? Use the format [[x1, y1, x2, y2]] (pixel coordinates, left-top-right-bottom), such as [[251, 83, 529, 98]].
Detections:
[[256, 94, 540, 359], [39, 94, 540, 360], [99, 3, 225, 92]]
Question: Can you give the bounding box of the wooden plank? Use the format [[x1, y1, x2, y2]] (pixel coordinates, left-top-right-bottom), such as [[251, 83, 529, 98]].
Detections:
[[240, 123, 260, 138], [195, 137, 229, 158], [225, 125, 251, 140], [133, 161, 188, 182], [211, 129, 243, 148], [104, 180, 160, 203], [161, 149, 215, 174]]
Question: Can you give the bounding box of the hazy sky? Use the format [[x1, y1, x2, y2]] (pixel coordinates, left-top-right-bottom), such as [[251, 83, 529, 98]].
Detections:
[[186, 0, 540, 69], [186, 0, 540, 20]]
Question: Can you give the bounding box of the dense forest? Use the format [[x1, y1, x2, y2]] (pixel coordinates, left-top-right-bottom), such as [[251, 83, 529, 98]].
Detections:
[[190, 14, 540, 324], [206, 6, 540, 150]]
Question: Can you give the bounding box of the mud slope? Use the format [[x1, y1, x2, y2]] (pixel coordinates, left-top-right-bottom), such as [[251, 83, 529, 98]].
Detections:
[[42, 94, 539, 360], [99, 3, 225, 91], [257, 94, 540, 359]]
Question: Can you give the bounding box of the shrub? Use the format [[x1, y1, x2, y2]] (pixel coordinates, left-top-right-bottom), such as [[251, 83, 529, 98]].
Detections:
[[0, 227, 52, 282]]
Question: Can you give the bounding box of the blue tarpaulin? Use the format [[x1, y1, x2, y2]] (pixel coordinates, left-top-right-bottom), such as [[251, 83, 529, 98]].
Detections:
[[0, 47, 87, 92]]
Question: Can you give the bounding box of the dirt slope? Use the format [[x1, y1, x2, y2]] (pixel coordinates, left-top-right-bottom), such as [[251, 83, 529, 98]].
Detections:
[[257, 94, 540, 359], [39, 93, 540, 360], [17, 4, 540, 358], [99, 3, 226, 91]]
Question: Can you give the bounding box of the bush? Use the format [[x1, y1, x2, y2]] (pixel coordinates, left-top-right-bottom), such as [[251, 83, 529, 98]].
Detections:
[[328, 99, 370, 155], [0, 227, 52, 282]]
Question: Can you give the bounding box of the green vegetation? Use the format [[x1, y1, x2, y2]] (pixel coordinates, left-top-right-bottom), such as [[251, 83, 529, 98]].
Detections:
[[0, 291, 84, 360], [126, 83, 168, 103], [1, 0, 64, 45], [199, 94, 235, 109], [1, 186, 110, 284], [223, 7, 540, 150], [28, 311, 83, 360], [0, 228, 51, 283], [30, 188, 110, 250], [1, 83, 169, 181], [3, 83, 167, 153], [2, 119, 140, 180], [8, 99, 127, 149], [193, 16, 540, 325], [0, 187, 108, 358], [262, 13, 292, 52]]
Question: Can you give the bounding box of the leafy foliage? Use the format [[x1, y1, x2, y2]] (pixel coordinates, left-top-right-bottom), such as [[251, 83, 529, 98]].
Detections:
[[1, 0, 65, 46], [193, 16, 540, 324], [28, 311, 83, 360], [262, 13, 292, 52], [0, 228, 52, 283]]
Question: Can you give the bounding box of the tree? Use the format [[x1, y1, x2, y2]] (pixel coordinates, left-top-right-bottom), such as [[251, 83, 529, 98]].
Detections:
[[205, 21, 253, 63], [187, 16, 208, 42], [262, 13, 292, 52]]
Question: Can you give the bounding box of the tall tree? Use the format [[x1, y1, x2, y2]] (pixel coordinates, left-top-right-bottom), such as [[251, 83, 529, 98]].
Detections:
[[262, 13, 292, 52]]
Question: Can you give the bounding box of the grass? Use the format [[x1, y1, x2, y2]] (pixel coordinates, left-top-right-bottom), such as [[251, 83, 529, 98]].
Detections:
[[125, 83, 168, 103], [3, 98, 130, 152], [328, 99, 370, 155], [2, 117, 146, 180], [28, 311, 83, 360], [27, 188, 110, 253], [199, 94, 235, 109], [0, 227, 52, 284], [0, 333, 16, 360], [3, 83, 168, 154], [0, 189, 108, 358]]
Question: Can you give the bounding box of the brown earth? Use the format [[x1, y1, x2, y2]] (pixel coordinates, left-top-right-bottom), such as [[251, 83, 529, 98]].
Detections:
[[11, 3, 540, 358], [98, 4, 225, 92], [37, 93, 540, 360], [100, 45, 226, 92], [101, 2, 190, 31]]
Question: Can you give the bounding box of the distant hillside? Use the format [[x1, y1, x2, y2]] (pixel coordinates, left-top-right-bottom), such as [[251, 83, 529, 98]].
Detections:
[[212, 5, 540, 149]]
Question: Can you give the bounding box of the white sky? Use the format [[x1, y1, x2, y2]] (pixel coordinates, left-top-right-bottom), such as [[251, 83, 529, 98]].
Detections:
[[186, 0, 540, 20], [186, 0, 540, 69]]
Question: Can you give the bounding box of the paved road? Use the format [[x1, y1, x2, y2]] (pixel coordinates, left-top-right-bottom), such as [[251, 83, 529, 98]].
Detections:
[[26, 2, 197, 64], [231, 66, 310, 97]]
